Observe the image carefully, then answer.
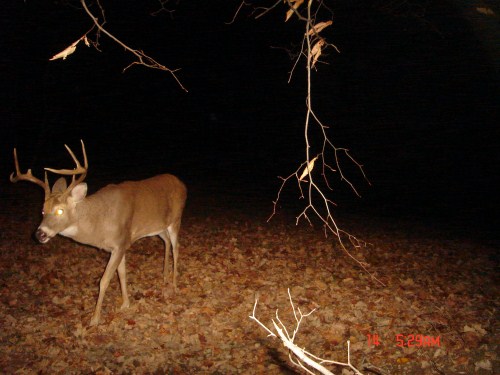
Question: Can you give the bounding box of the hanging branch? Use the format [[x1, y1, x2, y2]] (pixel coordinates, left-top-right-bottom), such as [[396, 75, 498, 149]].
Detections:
[[250, 0, 384, 286], [50, 0, 187, 91]]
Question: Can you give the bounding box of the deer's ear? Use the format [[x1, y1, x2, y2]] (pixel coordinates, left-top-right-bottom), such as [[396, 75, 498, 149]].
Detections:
[[52, 177, 67, 193], [71, 183, 87, 202]]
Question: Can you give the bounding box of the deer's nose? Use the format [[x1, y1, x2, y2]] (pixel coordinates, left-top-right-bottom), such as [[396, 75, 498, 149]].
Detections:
[[35, 228, 49, 243]]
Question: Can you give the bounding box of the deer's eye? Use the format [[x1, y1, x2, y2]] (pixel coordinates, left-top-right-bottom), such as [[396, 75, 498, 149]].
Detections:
[[55, 208, 64, 216]]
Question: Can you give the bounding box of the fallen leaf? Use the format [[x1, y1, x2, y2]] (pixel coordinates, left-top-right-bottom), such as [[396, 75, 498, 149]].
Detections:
[[475, 359, 492, 371], [463, 324, 487, 336]]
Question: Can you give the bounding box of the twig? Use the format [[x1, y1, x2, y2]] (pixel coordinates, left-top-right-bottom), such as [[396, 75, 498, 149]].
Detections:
[[80, 0, 187, 91], [226, 1, 250, 25]]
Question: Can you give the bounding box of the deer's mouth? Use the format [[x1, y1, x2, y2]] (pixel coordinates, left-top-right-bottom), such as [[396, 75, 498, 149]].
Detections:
[[35, 228, 52, 243]]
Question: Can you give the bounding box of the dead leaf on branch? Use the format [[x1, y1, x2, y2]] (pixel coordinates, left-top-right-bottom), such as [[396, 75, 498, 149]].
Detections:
[[307, 20, 333, 36], [49, 44, 78, 61], [285, 0, 304, 22], [310, 39, 325, 67], [299, 156, 318, 182], [49, 35, 90, 61]]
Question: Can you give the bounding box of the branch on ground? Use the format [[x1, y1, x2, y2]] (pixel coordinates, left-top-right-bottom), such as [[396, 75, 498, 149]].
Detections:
[[249, 289, 364, 375]]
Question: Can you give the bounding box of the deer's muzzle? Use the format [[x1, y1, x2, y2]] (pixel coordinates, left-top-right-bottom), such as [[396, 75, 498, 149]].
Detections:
[[35, 228, 51, 243]]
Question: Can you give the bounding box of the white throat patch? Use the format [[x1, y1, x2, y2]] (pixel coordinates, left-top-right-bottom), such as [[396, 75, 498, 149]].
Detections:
[[59, 225, 78, 238]]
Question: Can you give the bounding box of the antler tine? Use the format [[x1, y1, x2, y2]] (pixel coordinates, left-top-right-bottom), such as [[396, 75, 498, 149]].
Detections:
[[44, 140, 88, 176], [9, 148, 21, 181], [10, 148, 51, 197], [44, 140, 88, 192]]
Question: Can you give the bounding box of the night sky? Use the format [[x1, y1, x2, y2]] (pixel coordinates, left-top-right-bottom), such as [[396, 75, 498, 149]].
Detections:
[[1, 1, 498, 235]]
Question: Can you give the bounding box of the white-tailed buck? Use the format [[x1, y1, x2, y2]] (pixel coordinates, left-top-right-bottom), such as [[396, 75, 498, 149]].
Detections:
[[10, 141, 187, 326]]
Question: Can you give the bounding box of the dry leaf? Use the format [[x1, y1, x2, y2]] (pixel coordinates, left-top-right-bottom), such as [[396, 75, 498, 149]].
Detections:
[[49, 35, 89, 61], [299, 156, 318, 181], [310, 39, 325, 67], [463, 324, 487, 336], [307, 20, 333, 36], [49, 44, 77, 61], [475, 359, 492, 371]]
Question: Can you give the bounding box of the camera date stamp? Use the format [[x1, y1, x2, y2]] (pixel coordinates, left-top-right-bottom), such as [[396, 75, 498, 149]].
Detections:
[[367, 334, 441, 348]]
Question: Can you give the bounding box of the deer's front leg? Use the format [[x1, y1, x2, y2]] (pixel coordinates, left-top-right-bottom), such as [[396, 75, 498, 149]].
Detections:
[[90, 249, 125, 327]]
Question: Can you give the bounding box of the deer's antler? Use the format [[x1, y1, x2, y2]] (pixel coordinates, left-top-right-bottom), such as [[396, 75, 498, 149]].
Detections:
[[44, 140, 88, 193], [10, 140, 88, 198], [10, 148, 51, 198]]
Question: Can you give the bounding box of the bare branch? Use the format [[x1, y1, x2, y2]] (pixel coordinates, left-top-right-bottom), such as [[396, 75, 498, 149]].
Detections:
[[80, 0, 187, 92], [248, 299, 277, 338], [257, 0, 384, 286], [150, 0, 176, 18], [226, 1, 250, 25], [254, 0, 282, 19]]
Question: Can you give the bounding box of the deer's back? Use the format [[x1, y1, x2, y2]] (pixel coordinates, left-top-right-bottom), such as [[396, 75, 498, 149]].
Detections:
[[89, 174, 187, 242]]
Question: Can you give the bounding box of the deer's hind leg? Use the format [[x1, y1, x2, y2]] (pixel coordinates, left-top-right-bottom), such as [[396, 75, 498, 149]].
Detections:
[[117, 254, 130, 310], [159, 231, 172, 285], [160, 220, 181, 290]]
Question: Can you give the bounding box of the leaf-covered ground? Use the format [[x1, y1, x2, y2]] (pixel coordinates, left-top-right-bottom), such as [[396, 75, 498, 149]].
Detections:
[[0, 185, 498, 374]]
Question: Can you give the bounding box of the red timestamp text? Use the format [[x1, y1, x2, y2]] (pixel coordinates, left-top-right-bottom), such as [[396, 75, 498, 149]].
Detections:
[[395, 334, 441, 347], [366, 334, 441, 347]]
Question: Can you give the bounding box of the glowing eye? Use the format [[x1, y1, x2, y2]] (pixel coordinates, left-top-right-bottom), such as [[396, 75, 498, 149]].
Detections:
[[56, 208, 64, 216]]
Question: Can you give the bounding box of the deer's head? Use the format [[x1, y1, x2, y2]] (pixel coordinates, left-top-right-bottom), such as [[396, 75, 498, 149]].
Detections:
[[10, 140, 88, 243]]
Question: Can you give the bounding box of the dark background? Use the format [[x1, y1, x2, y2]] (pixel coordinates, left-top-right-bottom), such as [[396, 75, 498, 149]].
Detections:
[[1, 1, 498, 235]]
